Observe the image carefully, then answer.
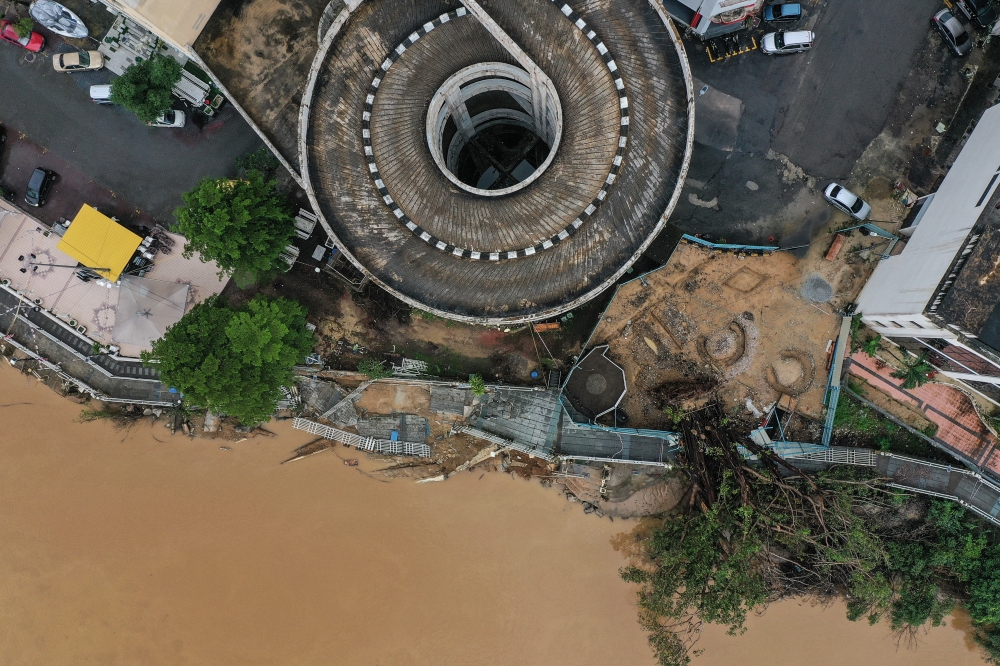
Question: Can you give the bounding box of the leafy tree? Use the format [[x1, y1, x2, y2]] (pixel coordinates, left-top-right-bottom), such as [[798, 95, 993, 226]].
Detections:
[[12, 17, 33, 38], [849, 314, 864, 353], [622, 400, 1000, 665], [977, 626, 1000, 665], [469, 373, 486, 397], [237, 147, 280, 177], [358, 358, 392, 379], [110, 54, 182, 122], [175, 171, 294, 285], [891, 351, 934, 389], [862, 334, 882, 358], [969, 549, 1000, 626], [142, 295, 313, 425]]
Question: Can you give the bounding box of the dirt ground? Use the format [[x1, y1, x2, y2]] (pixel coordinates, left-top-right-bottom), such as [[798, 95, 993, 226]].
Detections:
[[850, 32, 994, 199], [194, 0, 330, 171], [587, 237, 892, 428]]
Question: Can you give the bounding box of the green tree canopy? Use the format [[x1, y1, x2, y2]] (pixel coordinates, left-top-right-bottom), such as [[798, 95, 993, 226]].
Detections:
[[469, 374, 486, 396], [891, 351, 935, 389], [175, 171, 294, 284], [110, 55, 182, 122], [142, 295, 314, 424], [13, 18, 34, 39], [622, 403, 1000, 666]]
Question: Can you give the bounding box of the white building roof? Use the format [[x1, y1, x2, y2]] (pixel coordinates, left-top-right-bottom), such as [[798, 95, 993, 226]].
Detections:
[[856, 104, 1000, 317], [104, 0, 221, 49]]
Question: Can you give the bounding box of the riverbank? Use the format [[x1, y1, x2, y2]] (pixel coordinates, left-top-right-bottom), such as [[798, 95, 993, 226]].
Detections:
[[0, 364, 986, 664]]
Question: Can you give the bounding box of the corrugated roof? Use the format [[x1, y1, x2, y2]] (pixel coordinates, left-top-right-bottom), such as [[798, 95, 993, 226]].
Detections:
[[57, 205, 142, 282]]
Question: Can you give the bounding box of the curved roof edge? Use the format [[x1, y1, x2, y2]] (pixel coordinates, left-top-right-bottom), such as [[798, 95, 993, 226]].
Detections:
[[297, 0, 696, 325]]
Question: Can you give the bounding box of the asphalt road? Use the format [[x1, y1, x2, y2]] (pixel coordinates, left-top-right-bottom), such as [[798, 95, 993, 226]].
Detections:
[[668, 0, 946, 245], [0, 27, 263, 226]]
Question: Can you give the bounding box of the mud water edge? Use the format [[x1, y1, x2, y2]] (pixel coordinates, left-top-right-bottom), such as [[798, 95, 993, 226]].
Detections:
[[0, 365, 986, 665]]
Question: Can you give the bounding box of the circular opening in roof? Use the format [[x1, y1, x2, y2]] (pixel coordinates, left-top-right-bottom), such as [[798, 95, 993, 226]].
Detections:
[[427, 63, 562, 197]]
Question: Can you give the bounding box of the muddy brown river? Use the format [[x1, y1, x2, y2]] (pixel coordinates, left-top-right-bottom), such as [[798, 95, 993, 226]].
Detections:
[[0, 366, 985, 664]]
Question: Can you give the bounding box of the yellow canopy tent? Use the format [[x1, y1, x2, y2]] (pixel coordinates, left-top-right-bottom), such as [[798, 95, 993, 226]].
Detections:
[[56, 205, 142, 282]]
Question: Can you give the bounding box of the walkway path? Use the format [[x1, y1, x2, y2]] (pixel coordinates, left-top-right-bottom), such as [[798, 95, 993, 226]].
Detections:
[[0, 288, 170, 404], [792, 447, 1000, 528], [847, 353, 1000, 477]]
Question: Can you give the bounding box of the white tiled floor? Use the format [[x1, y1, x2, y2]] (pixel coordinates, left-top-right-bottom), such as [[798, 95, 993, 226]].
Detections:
[[0, 201, 229, 358]]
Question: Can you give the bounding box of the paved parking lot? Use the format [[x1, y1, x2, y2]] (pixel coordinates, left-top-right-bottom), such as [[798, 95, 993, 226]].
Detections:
[[0, 20, 264, 227], [0, 1, 971, 250], [671, 0, 952, 245]]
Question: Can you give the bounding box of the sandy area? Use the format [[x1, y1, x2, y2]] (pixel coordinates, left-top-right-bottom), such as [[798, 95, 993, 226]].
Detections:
[[589, 242, 857, 425]]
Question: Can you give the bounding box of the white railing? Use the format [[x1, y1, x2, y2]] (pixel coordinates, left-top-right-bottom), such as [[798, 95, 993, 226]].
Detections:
[[454, 424, 556, 461], [786, 447, 878, 467], [292, 417, 431, 457]]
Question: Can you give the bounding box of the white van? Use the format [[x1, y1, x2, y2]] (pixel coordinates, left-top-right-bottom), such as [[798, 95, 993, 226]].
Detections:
[[89, 84, 113, 104]]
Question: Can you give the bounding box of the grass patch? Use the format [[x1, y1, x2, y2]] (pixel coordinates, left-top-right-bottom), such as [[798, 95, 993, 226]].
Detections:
[[412, 308, 443, 321], [833, 392, 953, 463]]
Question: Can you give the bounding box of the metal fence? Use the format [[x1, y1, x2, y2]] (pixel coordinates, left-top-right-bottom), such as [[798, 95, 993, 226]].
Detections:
[[292, 417, 432, 458]]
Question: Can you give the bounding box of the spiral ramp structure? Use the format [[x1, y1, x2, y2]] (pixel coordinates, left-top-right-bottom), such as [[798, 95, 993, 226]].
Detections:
[[302, 0, 694, 323]]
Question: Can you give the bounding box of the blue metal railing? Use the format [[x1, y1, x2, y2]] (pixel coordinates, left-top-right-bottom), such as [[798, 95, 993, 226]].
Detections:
[[681, 234, 779, 254], [832, 223, 900, 259]]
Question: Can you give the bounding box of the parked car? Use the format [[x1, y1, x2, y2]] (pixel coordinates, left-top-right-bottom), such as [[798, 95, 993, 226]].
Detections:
[[53, 50, 104, 73], [932, 10, 973, 56], [956, 0, 998, 29], [823, 183, 871, 221], [760, 30, 814, 55], [147, 110, 186, 128], [0, 19, 44, 52], [763, 2, 802, 23], [89, 84, 113, 104], [24, 168, 56, 207]]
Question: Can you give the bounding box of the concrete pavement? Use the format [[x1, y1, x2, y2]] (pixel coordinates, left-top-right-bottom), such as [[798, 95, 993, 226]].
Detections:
[[669, 0, 951, 245]]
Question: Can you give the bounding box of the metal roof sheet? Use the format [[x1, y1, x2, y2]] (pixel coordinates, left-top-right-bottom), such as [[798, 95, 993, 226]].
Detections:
[[57, 205, 142, 282]]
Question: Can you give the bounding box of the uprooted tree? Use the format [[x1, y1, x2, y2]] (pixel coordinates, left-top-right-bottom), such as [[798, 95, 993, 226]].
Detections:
[[142, 295, 314, 425], [110, 54, 182, 123], [621, 402, 1000, 666]]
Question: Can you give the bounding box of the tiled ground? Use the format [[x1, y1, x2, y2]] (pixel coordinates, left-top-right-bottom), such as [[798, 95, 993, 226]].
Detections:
[[848, 352, 1000, 477], [0, 201, 228, 358]]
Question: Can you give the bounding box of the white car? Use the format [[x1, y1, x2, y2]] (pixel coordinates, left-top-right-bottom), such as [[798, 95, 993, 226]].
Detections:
[[147, 110, 186, 128], [823, 183, 871, 221], [761, 30, 814, 55]]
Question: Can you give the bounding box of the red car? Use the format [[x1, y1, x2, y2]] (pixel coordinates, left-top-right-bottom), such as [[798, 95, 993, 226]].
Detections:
[[0, 20, 45, 53]]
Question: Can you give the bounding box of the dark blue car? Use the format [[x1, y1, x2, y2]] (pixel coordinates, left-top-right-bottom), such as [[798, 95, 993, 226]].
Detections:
[[763, 2, 802, 22]]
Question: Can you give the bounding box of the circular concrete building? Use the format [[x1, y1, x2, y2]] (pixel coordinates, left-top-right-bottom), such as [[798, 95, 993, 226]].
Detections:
[[302, 0, 693, 323]]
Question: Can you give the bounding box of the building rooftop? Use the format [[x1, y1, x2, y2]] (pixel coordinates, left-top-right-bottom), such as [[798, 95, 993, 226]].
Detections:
[[936, 223, 1000, 353], [857, 104, 1000, 318], [563, 345, 627, 420], [103, 0, 222, 49]]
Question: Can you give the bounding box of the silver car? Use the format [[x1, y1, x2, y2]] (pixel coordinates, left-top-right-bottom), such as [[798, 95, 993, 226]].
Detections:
[[824, 183, 871, 221], [932, 9, 972, 56], [760, 30, 814, 55]]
